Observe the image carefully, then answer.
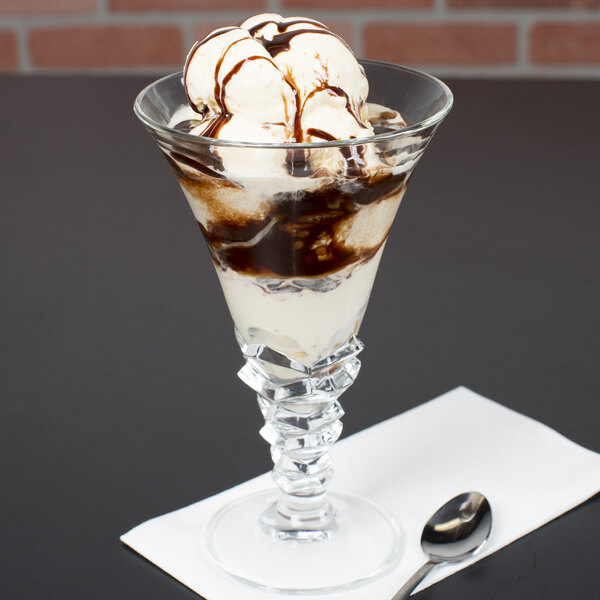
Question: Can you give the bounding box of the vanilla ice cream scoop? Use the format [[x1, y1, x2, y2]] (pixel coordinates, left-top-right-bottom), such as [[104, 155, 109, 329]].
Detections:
[[239, 14, 370, 143], [184, 26, 295, 144]]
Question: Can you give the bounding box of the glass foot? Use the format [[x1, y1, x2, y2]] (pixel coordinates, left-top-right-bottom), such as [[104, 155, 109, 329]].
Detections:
[[206, 490, 401, 593]]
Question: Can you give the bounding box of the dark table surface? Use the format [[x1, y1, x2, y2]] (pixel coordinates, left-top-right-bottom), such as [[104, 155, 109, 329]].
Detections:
[[1, 75, 599, 599]]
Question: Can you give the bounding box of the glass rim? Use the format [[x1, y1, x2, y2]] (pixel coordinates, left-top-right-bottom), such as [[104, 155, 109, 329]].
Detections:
[[133, 59, 454, 149]]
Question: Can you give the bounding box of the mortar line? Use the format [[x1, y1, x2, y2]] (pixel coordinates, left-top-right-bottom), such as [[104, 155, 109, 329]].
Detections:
[[24, 63, 600, 78], [259, 8, 600, 21], [349, 18, 361, 58], [434, 0, 446, 17], [2, 9, 600, 27], [17, 57, 600, 78], [180, 16, 195, 51], [97, 0, 108, 17], [517, 16, 533, 75], [14, 23, 31, 72]]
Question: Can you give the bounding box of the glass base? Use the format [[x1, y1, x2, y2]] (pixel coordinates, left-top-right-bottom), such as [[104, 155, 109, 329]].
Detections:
[[206, 490, 401, 593]]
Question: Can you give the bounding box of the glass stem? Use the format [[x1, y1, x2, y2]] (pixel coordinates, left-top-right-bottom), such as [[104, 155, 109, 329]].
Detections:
[[257, 392, 343, 541], [237, 335, 364, 542]]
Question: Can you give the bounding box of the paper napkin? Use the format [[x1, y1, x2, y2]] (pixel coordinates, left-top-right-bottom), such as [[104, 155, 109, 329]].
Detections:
[[121, 387, 600, 599]]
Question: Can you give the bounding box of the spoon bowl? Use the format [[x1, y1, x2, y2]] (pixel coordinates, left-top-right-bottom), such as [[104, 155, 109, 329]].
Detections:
[[422, 491, 492, 563], [391, 491, 492, 600]]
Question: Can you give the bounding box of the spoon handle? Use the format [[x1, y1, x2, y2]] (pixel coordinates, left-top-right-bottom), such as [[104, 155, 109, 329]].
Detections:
[[390, 561, 435, 600]]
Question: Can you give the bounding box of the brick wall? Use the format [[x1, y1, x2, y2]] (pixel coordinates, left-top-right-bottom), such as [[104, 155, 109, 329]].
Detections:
[[1, 0, 599, 76]]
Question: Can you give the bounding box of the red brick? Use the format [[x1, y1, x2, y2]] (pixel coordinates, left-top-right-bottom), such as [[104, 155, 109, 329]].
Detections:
[[30, 25, 183, 68], [364, 23, 517, 65], [194, 19, 356, 51], [531, 23, 600, 64], [282, 0, 431, 7], [450, 0, 598, 7], [110, 0, 264, 10], [0, 30, 18, 71], [0, 0, 95, 14]]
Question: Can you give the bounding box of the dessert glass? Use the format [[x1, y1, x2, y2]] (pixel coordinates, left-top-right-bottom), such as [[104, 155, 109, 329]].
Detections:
[[134, 60, 453, 593]]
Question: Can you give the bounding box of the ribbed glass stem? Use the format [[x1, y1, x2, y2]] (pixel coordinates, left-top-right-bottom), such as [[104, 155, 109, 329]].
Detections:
[[237, 334, 363, 541]]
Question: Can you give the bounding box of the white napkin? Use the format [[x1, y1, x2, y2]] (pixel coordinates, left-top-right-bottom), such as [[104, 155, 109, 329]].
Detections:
[[121, 387, 600, 599]]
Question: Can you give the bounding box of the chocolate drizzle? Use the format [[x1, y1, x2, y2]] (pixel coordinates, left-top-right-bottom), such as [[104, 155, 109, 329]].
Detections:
[[306, 128, 335, 142], [246, 17, 352, 55], [343, 144, 367, 177], [184, 26, 238, 113], [246, 17, 327, 37], [260, 28, 340, 58], [325, 86, 366, 129], [167, 149, 225, 179], [246, 16, 361, 144], [204, 53, 277, 139], [306, 128, 366, 177], [221, 56, 274, 102], [285, 84, 309, 176], [173, 119, 204, 134]]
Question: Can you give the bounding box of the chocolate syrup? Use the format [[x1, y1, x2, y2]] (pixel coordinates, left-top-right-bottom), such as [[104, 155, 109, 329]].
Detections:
[[282, 76, 367, 174], [193, 172, 407, 278], [247, 17, 352, 55], [211, 33, 284, 137], [326, 86, 366, 129], [176, 18, 409, 275], [198, 116, 229, 140], [306, 128, 366, 177], [167, 149, 225, 179], [285, 148, 312, 177], [260, 29, 338, 58], [306, 128, 335, 141], [173, 119, 204, 134], [203, 37, 246, 138], [246, 17, 327, 38], [184, 26, 238, 112]]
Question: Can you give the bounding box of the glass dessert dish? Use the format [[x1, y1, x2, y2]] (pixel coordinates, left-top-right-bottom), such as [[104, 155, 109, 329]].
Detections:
[[134, 59, 452, 593]]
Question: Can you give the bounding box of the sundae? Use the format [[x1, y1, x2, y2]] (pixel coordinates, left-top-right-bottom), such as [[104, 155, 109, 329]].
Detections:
[[165, 14, 416, 365], [132, 15, 452, 590]]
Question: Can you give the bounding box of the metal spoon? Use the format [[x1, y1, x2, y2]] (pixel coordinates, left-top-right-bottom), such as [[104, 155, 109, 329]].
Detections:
[[391, 491, 492, 600]]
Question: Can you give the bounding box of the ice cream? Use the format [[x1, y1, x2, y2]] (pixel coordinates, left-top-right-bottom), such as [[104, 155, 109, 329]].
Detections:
[[176, 15, 404, 177], [164, 14, 420, 365]]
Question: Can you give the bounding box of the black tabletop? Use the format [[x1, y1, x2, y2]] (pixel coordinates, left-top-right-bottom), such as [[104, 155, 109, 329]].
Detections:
[[1, 75, 599, 599]]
